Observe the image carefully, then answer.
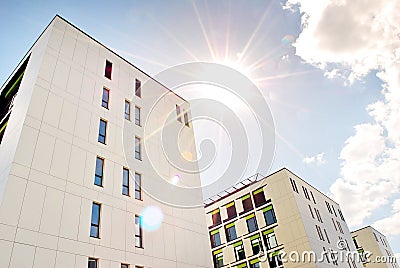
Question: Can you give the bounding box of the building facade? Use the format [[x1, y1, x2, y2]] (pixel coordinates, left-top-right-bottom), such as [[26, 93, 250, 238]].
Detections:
[[0, 15, 211, 268], [351, 226, 398, 268], [204, 168, 363, 268]]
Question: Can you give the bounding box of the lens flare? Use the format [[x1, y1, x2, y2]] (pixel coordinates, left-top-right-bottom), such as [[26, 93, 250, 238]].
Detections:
[[281, 35, 295, 46], [141, 206, 164, 232], [171, 174, 181, 185]]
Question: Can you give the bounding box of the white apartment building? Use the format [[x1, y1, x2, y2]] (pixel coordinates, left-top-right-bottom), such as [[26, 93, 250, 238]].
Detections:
[[204, 168, 363, 268], [351, 226, 398, 268], [0, 15, 212, 268]]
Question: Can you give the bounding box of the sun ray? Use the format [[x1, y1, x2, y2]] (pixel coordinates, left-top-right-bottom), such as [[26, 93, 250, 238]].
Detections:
[[147, 15, 200, 61], [237, 2, 274, 64], [113, 48, 171, 69], [253, 70, 320, 82], [191, 0, 217, 61], [224, 1, 232, 62]]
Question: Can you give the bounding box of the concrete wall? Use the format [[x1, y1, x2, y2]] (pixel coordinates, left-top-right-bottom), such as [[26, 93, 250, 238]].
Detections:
[[0, 16, 212, 268]]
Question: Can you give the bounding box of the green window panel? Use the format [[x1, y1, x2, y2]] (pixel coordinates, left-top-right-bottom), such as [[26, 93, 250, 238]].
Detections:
[[226, 222, 235, 229], [233, 240, 243, 247], [263, 228, 274, 235], [226, 201, 235, 208], [253, 188, 264, 195], [241, 194, 250, 200], [246, 213, 255, 220], [262, 205, 273, 212], [211, 229, 220, 235]]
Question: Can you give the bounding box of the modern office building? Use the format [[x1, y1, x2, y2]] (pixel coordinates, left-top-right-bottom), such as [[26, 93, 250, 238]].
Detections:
[[351, 226, 398, 268], [0, 15, 212, 268], [204, 168, 363, 268]]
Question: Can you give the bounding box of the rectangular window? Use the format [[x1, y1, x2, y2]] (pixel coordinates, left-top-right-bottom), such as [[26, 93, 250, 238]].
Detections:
[[263, 205, 277, 226], [105, 60, 112, 79], [325, 201, 333, 214], [90, 203, 101, 238], [302, 186, 310, 200], [135, 79, 141, 97], [242, 194, 253, 213], [308, 205, 315, 218], [88, 258, 98, 268], [310, 191, 316, 204], [250, 235, 263, 255], [316, 225, 324, 241], [225, 222, 237, 242], [102, 87, 109, 109], [268, 253, 283, 268], [315, 208, 323, 223], [352, 237, 359, 248], [94, 157, 104, 187], [332, 218, 337, 231], [289, 178, 298, 193], [135, 106, 141, 126], [211, 209, 222, 226], [337, 221, 344, 234], [122, 168, 129, 196], [250, 260, 261, 268], [121, 264, 129, 268], [135, 136, 141, 160], [324, 229, 330, 243], [338, 210, 345, 221], [332, 206, 337, 217], [183, 110, 189, 127], [176, 105, 182, 122], [210, 229, 221, 248], [213, 250, 223, 268], [135, 215, 143, 248], [226, 202, 237, 220], [263, 229, 278, 250], [253, 188, 267, 207], [135, 172, 142, 200], [125, 100, 131, 120], [246, 214, 258, 233], [234, 242, 246, 261], [98, 119, 107, 144]]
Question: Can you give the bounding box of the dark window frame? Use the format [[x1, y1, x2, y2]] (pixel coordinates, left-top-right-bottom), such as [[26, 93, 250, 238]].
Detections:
[[210, 230, 221, 248], [94, 156, 104, 187], [98, 119, 107, 144], [125, 100, 131, 120], [135, 136, 142, 160], [246, 215, 258, 233], [135, 79, 141, 98], [122, 167, 129, 196], [88, 258, 98, 268], [90, 202, 101, 238], [135, 215, 143, 248], [135, 172, 142, 200], [102, 87, 110, 109], [135, 105, 141, 126], [105, 60, 112, 79], [225, 223, 237, 242]]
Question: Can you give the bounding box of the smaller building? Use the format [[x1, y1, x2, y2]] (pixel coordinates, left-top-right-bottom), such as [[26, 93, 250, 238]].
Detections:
[[204, 168, 363, 268], [351, 226, 398, 268]]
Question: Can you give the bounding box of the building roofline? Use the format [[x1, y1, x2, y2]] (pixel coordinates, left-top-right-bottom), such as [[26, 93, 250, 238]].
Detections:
[[1, 14, 187, 103], [351, 225, 387, 237], [204, 168, 287, 207], [204, 167, 342, 208], [282, 167, 340, 206]]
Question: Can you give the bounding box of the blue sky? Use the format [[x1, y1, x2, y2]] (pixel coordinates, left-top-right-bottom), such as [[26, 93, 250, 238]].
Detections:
[[1, 0, 399, 256]]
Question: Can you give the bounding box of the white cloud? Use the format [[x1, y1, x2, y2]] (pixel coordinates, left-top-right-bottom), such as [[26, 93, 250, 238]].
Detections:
[[282, 0, 400, 230], [303, 152, 326, 165], [373, 199, 400, 236]]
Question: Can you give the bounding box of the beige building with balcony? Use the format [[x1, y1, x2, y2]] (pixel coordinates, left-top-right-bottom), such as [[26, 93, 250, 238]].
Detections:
[[204, 168, 363, 268], [0, 15, 211, 268], [351, 226, 398, 268]]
